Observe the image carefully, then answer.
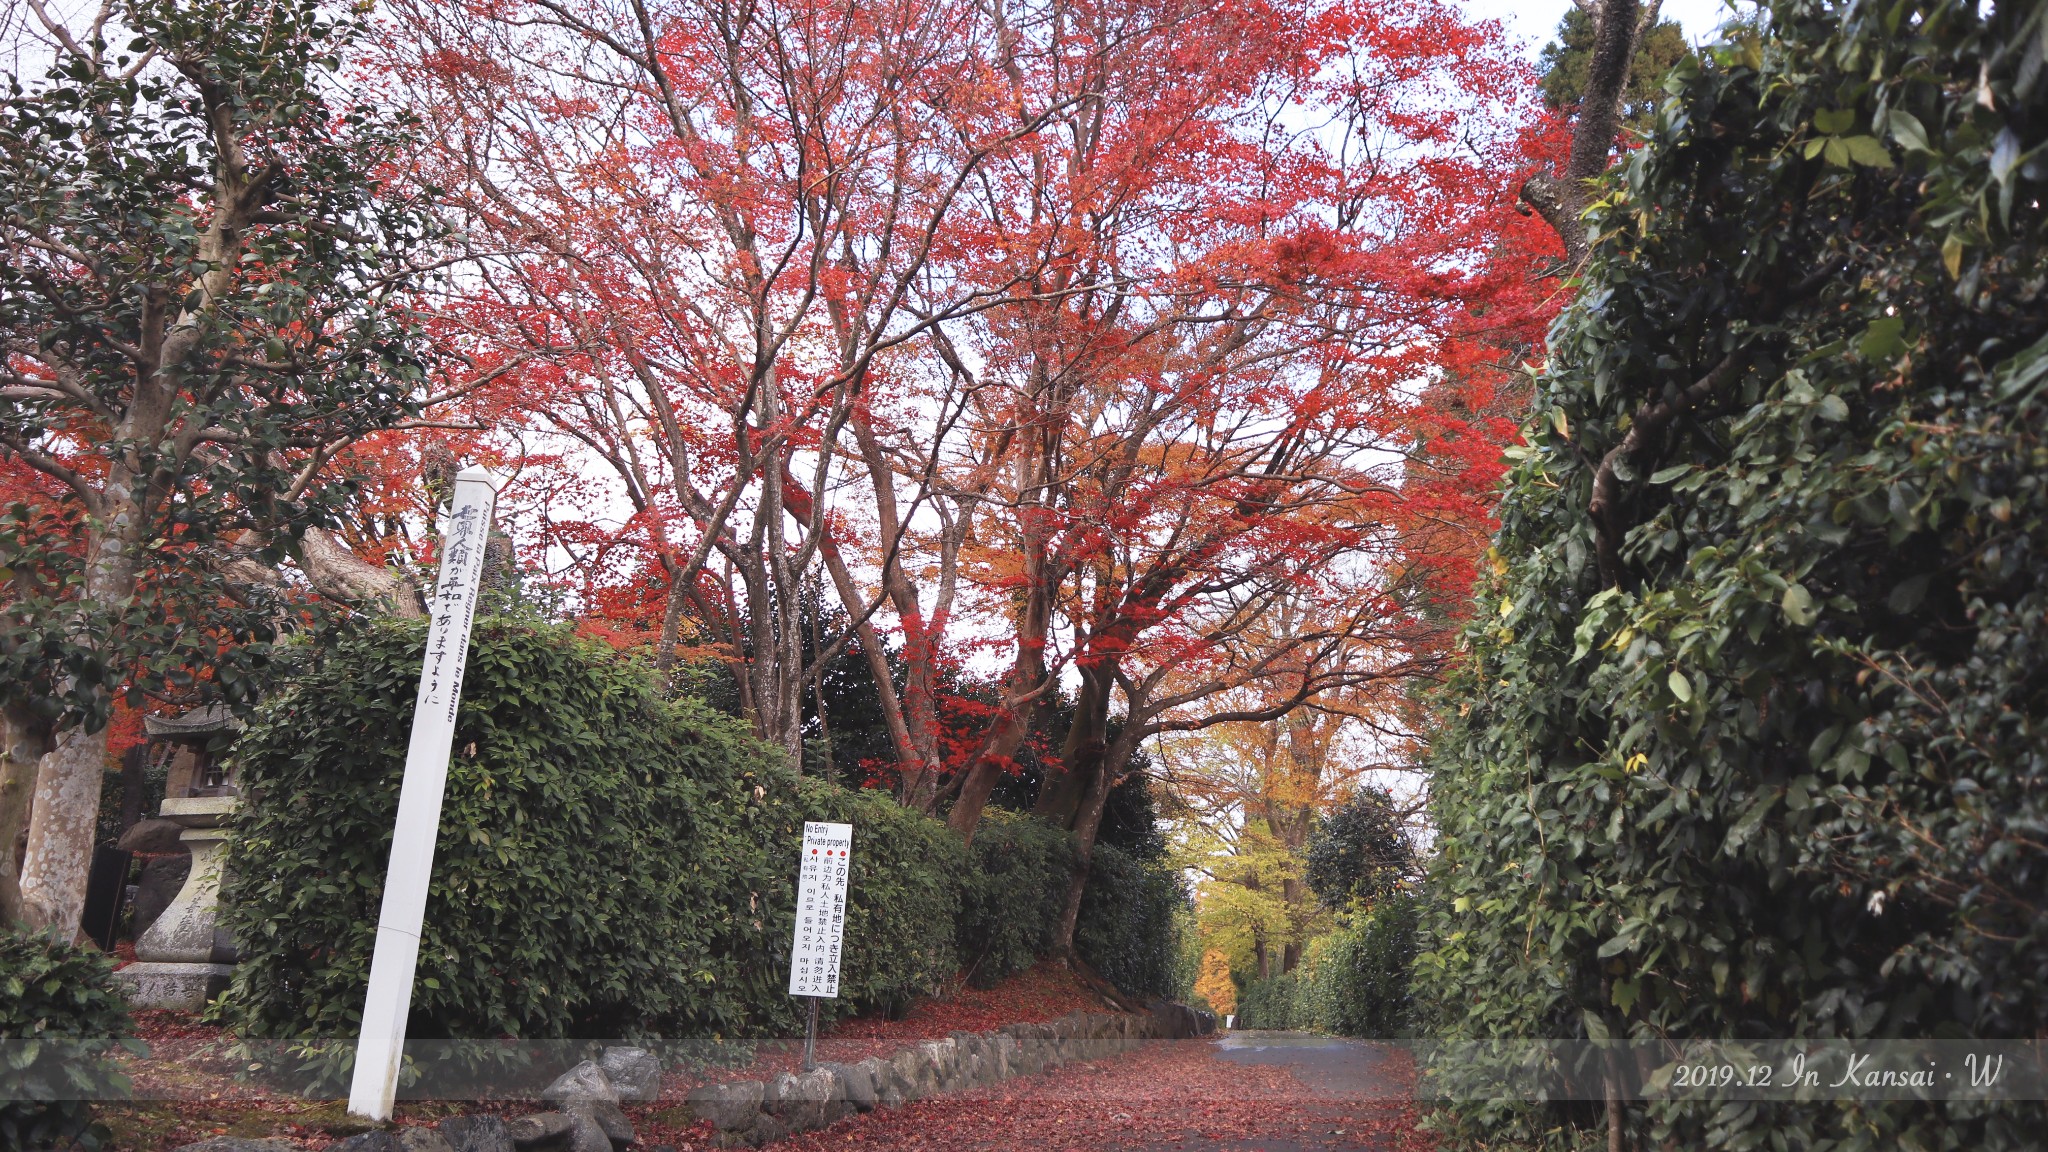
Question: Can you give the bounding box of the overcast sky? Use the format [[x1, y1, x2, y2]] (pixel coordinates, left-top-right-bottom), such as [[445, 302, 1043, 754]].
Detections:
[[1465, 0, 1748, 59]]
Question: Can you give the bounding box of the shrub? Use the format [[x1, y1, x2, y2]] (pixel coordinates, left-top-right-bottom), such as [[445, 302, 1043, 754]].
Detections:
[[1235, 970, 1307, 1030], [220, 616, 995, 1043], [1318, 894, 1419, 1038], [956, 811, 1074, 987], [0, 926, 133, 1151], [219, 617, 790, 1040], [1074, 841, 1187, 1000]]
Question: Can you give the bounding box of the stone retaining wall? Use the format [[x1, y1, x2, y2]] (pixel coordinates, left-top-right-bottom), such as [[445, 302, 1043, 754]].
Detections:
[[687, 1003, 1214, 1146]]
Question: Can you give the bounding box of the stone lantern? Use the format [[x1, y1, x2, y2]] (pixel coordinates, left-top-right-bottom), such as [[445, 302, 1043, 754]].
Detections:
[[115, 705, 244, 1011]]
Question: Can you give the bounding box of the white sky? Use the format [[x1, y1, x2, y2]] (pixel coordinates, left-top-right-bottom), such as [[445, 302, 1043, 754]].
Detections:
[[1464, 0, 1748, 57]]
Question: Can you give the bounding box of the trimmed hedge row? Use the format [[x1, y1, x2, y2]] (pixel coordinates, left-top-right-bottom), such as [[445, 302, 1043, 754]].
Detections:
[[1075, 841, 1185, 1001], [1234, 894, 1420, 1037], [957, 811, 1073, 987], [219, 618, 1180, 1042], [220, 619, 794, 1040]]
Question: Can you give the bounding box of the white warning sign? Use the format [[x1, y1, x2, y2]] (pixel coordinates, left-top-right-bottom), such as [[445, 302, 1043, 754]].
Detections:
[[788, 821, 852, 998]]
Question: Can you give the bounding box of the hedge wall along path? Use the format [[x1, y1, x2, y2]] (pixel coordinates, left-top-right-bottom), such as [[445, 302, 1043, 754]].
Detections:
[[1421, 1, 2047, 1148], [219, 619, 792, 1040]]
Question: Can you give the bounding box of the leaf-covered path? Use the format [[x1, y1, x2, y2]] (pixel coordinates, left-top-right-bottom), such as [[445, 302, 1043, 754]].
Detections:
[[768, 1033, 1423, 1152]]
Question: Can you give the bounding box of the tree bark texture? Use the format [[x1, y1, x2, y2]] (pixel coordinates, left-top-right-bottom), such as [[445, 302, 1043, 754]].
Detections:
[[1051, 725, 1140, 956], [1520, 0, 1653, 267], [18, 725, 108, 936], [0, 702, 55, 926]]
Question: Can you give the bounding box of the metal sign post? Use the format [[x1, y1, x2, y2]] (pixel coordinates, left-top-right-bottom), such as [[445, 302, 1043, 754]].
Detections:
[[347, 466, 498, 1121], [789, 821, 852, 1071]]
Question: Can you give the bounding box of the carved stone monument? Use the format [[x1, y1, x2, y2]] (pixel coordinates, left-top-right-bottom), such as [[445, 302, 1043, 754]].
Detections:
[[115, 705, 243, 1011]]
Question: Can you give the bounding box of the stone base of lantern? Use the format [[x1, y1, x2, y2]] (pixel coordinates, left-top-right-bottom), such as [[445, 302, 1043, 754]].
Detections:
[[116, 961, 235, 1011]]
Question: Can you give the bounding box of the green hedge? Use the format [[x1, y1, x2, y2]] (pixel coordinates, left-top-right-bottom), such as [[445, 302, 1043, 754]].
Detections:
[[957, 811, 1074, 987], [220, 618, 796, 1040], [1420, 2, 2048, 1148], [1, 926, 132, 1151], [218, 617, 1185, 1041], [1229, 895, 1419, 1036], [1235, 970, 1307, 1030], [1075, 841, 1186, 1001], [1316, 894, 1419, 1038]]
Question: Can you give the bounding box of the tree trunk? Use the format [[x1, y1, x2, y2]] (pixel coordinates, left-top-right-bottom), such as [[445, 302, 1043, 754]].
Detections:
[[946, 706, 1030, 842], [1034, 665, 1110, 827], [18, 726, 108, 937], [298, 527, 424, 617], [1050, 725, 1139, 956], [0, 702, 55, 927], [945, 574, 1054, 839], [1520, 0, 1653, 267], [19, 513, 139, 937]]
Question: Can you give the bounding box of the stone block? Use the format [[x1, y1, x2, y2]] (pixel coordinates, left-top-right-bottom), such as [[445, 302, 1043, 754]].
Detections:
[[886, 1047, 925, 1099], [440, 1115, 516, 1152], [571, 1100, 635, 1148], [135, 826, 230, 964], [114, 961, 233, 1012], [764, 1066, 840, 1130], [822, 1060, 876, 1111], [598, 1046, 663, 1103], [128, 854, 191, 940], [685, 1080, 764, 1131], [543, 1060, 619, 1107], [505, 1111, 576, 1149], [917, 1038, 957, 1090], [564, 1109, 613, 1152], [118, 817, 189, 854]]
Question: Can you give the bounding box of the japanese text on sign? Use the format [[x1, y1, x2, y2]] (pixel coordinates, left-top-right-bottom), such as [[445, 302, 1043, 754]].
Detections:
[[421, 500, 488, 724], [788, 821, 852, 998]]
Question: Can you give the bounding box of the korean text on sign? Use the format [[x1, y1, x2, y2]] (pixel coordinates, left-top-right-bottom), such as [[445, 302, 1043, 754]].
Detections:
[[788, 821, 853, 998]]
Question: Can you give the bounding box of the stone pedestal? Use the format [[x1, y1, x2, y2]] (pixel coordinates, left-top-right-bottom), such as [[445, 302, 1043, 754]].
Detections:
[[117, 796, 238, 1011], [114, 961, 235, 1010]]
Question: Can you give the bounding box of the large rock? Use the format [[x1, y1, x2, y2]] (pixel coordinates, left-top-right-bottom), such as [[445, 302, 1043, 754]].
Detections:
[[563, 1109, 613, 1152], [947, 1033, 984, 1087], [128, 853, 191, 939], [543, 1060, 619, 1107], [440, 1115, 516, 1152], [915, 1038, 958, 1093], [505, 1112, 577, 1149], [328, 1129, 456, 1152], [819, 1061, 876, 1112], [171, 1140, 298, 1152], [598, 1046, 663, 1103], [570, 1100, 635, 1148], [885, 1047, 925, 1100], [763, 1067, 844, 1131], [685, 1080, 764, 1131], [399, 1129, 458, 1152], [742, 1113, 787, 1148], [118, 817, 189, 854]]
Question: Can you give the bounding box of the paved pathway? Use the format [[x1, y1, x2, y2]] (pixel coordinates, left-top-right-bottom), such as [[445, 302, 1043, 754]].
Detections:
[[775, 1030, 1422, 1152]]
